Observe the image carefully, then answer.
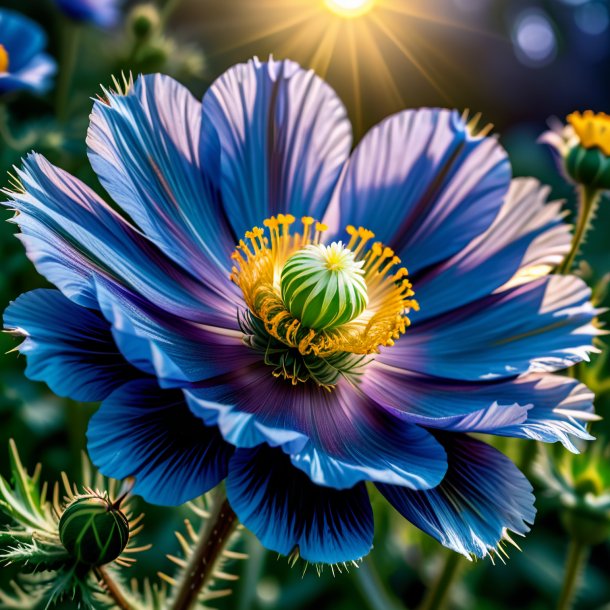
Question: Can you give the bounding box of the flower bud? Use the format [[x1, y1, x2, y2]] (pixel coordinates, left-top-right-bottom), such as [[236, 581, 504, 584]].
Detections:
[[128, 4, 161, 41], [563, 111, 610, 190], [59, 494, 129, 566], [280, 242, 368, 331]]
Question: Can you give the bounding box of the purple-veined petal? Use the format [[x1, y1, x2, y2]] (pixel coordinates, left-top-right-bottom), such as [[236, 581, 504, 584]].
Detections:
[[363, 364, 595, 451], [413, 178, 571, 322], [378, 434, 536, 559], [4, 289, 139, 401], [201, 57, 352, 235], [338, 108, 510, 274], [88, 378, 233, 506], [379, 275, 600, 381], [88, 73, 239, 284], [226, 444, 373, 563], [186, 365, 447, 490]]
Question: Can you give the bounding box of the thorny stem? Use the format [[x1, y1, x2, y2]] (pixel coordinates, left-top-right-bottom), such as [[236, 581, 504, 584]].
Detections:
[[169, 488, 238, 610], [418, 551, 463, 610], [96, 566, 134, 610], [558, 185, 601, 274], [556, 539, 589, 610]]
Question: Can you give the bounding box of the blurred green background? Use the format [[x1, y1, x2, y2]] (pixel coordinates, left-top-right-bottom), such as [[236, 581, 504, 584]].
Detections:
[[1, 0, 610, 608]]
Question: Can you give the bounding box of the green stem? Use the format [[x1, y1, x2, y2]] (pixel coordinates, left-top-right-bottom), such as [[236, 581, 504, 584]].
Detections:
[[558, 185, 601, 274], [55, 20, 81, 122], [354, 557, 407, 610], [95, 566, 134, 610], [418, 551, 463, 610], [169, 488, 238, 610], [556, 539, 589, 610]]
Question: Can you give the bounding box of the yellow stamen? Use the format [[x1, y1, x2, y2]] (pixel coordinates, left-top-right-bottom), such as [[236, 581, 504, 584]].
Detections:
[[0, 45, 9, 73], [567, 110, 610, 156], [230, 217, 418, 357]]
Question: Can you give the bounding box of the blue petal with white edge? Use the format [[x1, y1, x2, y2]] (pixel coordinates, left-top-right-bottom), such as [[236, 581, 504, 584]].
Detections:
[[201, 57, 352, 236], [187, 365, 447, 490], [378, 434, 536, 559], [413, 178, 571, 323], [338, 109, 510, 274], [363, 366, 595, 451], [378, 275, 600, 381], [226, 445, 373, 564], [88, 73, 238, 285], [4, 289, 139, 402], [88, 378, 233, 506]]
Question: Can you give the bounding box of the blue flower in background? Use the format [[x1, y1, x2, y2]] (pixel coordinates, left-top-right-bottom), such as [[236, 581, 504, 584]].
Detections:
[[0, 10, 56, 95], [4, 59, 601, 564], [55, 0, 120, 28]]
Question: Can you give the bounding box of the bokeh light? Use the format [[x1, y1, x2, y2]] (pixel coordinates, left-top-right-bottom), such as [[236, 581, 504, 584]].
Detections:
[[512, 9, 557, 67]]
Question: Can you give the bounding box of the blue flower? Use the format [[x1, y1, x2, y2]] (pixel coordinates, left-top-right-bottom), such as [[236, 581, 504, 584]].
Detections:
[[54, 0, 120, 28], [0, 10, 56, 95], [4, 59, 601, 565]]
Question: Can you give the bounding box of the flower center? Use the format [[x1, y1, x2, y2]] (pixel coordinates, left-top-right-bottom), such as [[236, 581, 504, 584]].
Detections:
[[280, 242, 368, 331], [230, 215, 418, 387], [567, 111, 610, 156], [0, 45, 9, 73]]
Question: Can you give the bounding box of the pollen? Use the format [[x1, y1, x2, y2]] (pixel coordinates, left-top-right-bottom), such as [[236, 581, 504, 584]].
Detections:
[[0, 45, 9, 73], [230, 216, 418, 359], [567, 110, 610, 156]]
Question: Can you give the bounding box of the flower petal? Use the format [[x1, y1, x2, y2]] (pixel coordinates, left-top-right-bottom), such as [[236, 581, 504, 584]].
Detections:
[[338, 109, 510, 274], [187, 366, 447, 490], [88, 73, 238, 282], [87, 379, 233, 506], [5, 154, 256, 384], [379, 275, 600, 380], [201, 58, 352, 234], [413, 178, 571, 322], [226, 445, 373, 564], [377, 434, 535, 559], [0, 54, 56, 94], [363, 365, 594, 451], [4, 289, 138, 401]]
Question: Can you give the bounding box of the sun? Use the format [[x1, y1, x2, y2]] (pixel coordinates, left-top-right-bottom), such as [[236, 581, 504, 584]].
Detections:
[[325, 0, 377, 19]]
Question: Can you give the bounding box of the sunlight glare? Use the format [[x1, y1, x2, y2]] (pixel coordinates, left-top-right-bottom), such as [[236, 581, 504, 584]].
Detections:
[[325, 0, 377, 19]]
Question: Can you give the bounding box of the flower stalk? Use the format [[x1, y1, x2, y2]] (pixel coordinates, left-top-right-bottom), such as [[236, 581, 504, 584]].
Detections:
[[55, 19, 81, 122], [558, 185, 601, 274], [96, 566, 134, 610], [556, 539, 589, 610], [418, 551, 463, 610], [169, 488, 238, 610]]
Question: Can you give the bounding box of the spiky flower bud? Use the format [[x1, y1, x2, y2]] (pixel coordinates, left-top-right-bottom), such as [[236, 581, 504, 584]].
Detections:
[[59, 494, 129, 566], [280, 242, 368, 330]]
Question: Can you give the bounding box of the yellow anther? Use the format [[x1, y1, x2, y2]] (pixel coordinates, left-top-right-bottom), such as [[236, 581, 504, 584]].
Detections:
[[302, 216, 315, 226], [315, 222, 328, 232]]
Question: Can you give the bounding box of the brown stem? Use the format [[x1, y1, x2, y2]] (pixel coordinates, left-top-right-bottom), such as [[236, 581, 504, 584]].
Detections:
[[169, 489, 238, 610], [96, 566, 133, 610]]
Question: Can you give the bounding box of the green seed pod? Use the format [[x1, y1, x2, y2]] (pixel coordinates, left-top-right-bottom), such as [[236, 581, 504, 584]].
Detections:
[[280, 242, 368, 331], [59, 494, 129, 566], [565, 144, 610, 190]]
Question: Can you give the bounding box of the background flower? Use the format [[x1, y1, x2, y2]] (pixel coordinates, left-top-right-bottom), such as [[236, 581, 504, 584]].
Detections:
[[54, 0, 120, 28], [0, 9, 56, 95]]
